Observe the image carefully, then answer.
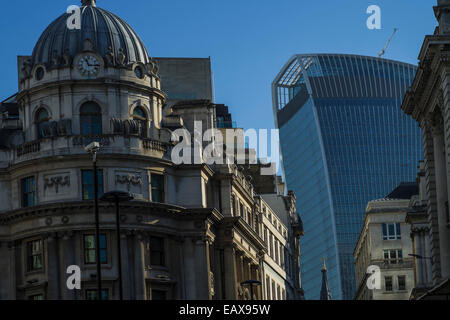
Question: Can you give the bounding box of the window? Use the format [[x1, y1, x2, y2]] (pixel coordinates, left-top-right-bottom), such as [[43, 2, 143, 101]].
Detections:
[[21, 176, 36, 208], [382, 223, 401, 240], [150, 174, 164, 203], [151, 290, 167, 300], [133, 106, 148, 138], [398, 276, 406, 291], [84, 234, 107, 264], [35, 108, 50, 138], [28, 294, 44, 300], [149, 236, 165, 266], [383, 249, 403, 264], [80, 102, 102, 136], [82, 170, 103, 200], [27, 240, 43, 272], [271, 280, 276, 300], [266, 276, 270, 299], [269, 233, 273, 258], [385, 276, 393, 292], [85, 289, 109, 300]]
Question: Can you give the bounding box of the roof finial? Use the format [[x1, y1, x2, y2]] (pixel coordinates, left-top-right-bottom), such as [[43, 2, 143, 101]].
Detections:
[[320, 258, 332, 300], [81, 0, 96, 6]]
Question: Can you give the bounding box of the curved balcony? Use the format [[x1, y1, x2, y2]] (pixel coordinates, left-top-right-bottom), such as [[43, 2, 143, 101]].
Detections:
[[12, 133, 172, 165]]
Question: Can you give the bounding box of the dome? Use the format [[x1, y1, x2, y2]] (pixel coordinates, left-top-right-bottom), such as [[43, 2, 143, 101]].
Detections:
[[31, 0, 151, 68]]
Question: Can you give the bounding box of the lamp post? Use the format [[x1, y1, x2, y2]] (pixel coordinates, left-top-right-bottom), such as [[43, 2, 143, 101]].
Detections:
[[100, 191, 134, 300], [408, 254, 433, 260], [85, 142, 102, 300], [241, 280, 262, 301]]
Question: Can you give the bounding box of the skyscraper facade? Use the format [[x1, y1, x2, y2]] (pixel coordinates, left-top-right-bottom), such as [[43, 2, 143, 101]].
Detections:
[[272, 54, 422, 299]]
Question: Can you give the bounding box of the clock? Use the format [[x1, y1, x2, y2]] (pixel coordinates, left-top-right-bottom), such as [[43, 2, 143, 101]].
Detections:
[[78, 55, 100, 76]]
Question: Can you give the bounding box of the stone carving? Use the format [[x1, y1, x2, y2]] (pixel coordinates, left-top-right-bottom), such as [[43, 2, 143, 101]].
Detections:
[[110, 118, 124, 134], [63, 49, 71, 66], [105, 46, 115, 66], [116, 174, 142, 191], [56, 119, 73, 136], [83, 39, 95, 52], [21, 58, 32, 78], [44, 176, 70, 193], [52, 50, 60, 66], [123, 119, 140, 135], [117, 48, 126, 66]]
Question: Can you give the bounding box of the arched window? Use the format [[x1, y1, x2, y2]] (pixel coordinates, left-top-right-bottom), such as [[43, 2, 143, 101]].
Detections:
[[133, 106, 148, 138], [35, 108, 50, 138], [80, 102, 102, 136]]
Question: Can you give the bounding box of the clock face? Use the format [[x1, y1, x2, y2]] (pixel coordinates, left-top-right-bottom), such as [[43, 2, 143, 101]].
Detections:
[[78, 55, 100, 76]]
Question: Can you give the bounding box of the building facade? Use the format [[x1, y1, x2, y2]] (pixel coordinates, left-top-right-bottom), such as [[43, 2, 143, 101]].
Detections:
[[272, 54, 423, 299], [401, 0, 450, 299], [0, 0, 303, 300], [354, 191, 416, 300]]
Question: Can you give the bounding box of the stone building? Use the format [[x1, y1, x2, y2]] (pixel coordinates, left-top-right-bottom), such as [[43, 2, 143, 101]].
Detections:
[[0, 0, 303, 300], [401, 0, 450, 299], [406, 161, 434, 299], [354, 184, 417, 300]]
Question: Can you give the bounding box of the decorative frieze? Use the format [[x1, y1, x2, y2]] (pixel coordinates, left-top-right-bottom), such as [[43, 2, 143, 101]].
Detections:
[[44, 175, 70, 194], [115, 173, 143, 191]]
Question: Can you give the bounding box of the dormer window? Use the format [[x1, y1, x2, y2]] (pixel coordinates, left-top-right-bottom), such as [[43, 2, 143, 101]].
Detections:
[[36, 108, 50, 139], [133, 106, 148, 138], [80, 102, 102, 136]]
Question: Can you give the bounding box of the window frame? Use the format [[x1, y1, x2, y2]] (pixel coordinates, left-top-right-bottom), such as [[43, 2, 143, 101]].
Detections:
[[398, 275, 406, 291], [150, 173, 165, 203], [35, 108, 50, 139], [385, 276, 393, 292], [80, 102, 102, 136], [148, 236, 165, 267], [21, 176, 36, 208], [83, 233, 108, 265], [132, 106, 148, 138], [81, 169, 104, 201], [382, 222, 401, 240], [85, 288, 109, 300], [26, 239, 44, 273], [383, 249, 403, 264]]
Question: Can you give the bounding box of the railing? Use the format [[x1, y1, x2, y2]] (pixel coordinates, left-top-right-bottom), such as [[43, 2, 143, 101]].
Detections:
[[14, 134, 169, 159], [142, 139, 168, 153], [16, 140, 40, 157]]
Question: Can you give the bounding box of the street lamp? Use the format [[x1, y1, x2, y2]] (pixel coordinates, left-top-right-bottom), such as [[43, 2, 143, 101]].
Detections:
[[100, 191, 134, 300], [241, 280, 262, 301], [85, 141, 102, 300], [409, 254, 433, 260]]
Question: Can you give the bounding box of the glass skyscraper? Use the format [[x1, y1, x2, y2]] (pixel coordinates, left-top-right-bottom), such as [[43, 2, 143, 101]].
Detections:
[[272, 54, 422, 300]]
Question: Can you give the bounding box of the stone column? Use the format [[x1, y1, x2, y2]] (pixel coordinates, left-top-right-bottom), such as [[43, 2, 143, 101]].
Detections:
[[432, 120, 450, 277], [134, 233, 146, 300], [223, 244, 237, 299], [46, 233, 61, 300], [183, 237, 196, 299], [194, 237, 210, 299], [424, 228, 433, 285], [61, 232, 77, 300], [120, 233, 132, 300], [7, 241, 16, 300]]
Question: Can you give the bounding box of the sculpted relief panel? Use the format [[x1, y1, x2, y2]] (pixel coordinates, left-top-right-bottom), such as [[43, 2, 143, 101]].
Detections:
[[114, 170, 144, 197], [43, 172, 71, 198]]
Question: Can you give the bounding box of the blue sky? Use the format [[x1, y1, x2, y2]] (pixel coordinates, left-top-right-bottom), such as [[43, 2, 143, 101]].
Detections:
[[0, 0, 437, 132]]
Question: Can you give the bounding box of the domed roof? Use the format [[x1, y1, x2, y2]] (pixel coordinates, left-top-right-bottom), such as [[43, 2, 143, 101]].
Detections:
[[32, 0, 151, 68]]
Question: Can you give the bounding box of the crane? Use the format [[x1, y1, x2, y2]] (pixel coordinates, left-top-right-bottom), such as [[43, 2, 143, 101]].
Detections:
[[378, 28, 398, 58]]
